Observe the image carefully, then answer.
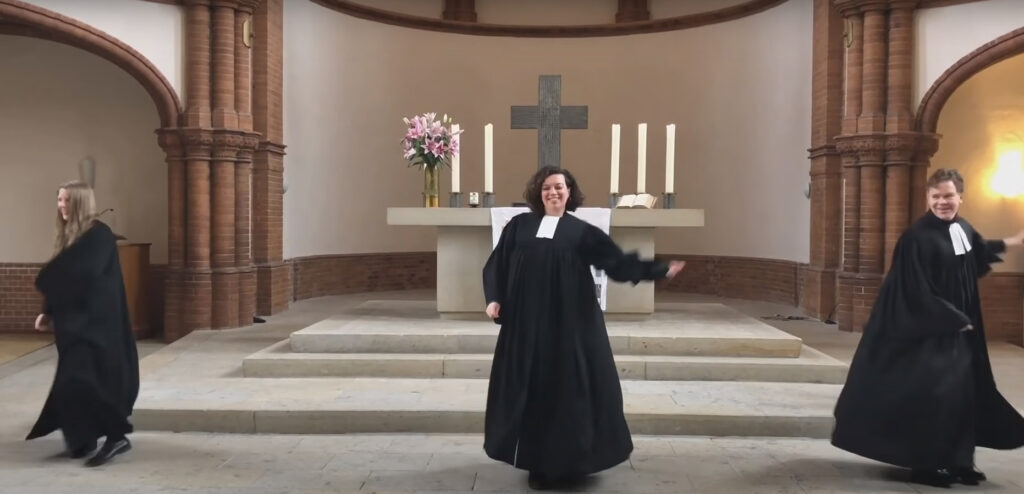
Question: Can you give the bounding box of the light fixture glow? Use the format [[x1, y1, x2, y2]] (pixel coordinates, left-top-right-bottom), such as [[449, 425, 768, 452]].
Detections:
[[991, 149, 1024, 198]]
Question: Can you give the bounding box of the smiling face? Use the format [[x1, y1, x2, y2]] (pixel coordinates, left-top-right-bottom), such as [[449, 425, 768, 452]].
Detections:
[[541, 173, 570, 216], [927, 180, 962, 221], [57, 188, 71, 222]]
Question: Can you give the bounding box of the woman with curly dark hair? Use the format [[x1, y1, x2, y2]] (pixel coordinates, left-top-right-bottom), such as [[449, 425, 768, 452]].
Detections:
[[482, 166, 684, 490]]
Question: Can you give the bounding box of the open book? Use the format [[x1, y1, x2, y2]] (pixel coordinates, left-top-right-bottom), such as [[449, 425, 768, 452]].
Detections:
[[615, 193, 657, 209]]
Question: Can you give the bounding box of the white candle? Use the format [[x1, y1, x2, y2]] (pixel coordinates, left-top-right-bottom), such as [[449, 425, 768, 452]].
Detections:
[[610, 124, 620, 194], [637, 123, 647, 194], [484, 123, 493, 193], [665, 123, 675, 194], [450, 124, 460, 194]]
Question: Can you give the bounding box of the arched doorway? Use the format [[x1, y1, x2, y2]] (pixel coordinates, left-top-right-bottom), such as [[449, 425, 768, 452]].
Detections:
[[0, 0, 182, 337]]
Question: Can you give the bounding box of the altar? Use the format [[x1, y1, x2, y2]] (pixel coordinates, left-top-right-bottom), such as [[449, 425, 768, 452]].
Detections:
[[387, 207, 704, 318]]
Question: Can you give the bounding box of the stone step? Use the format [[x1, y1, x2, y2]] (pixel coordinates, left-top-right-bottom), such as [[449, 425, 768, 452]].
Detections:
[[288, 301, 804, 358], [289, 326, 802, 358], [243, 340, 847, 383], [132, 378, 840, 438]]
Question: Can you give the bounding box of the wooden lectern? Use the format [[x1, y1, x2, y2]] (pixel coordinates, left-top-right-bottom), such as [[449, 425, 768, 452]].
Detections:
[[117, 243, 151, 339]]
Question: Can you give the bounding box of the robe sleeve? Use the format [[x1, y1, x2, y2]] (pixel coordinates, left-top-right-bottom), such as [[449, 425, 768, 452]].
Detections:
[[869, 232, 971, 339], [483, 215, 518, 306], [579, 223, 668, 284], [35, 222, 116, 309], [971, 231, 1005, 278]]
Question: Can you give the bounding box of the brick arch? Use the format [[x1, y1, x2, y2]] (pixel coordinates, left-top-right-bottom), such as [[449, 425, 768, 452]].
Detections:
[[915, 26, 1024, 135], [0, 0, 182, 128]]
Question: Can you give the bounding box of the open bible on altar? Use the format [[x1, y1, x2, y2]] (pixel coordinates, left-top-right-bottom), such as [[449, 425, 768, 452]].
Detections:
[[615, 193, 657, 209]]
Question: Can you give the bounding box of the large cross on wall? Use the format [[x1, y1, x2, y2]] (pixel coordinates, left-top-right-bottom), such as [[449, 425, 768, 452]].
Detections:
[[510, 75, 588, 169]]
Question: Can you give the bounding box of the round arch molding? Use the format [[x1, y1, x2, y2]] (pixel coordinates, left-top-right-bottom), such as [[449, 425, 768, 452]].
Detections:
[[916, 26, 1024, 134], [0, 0, 182, 128], [309, 0, 787, 38]]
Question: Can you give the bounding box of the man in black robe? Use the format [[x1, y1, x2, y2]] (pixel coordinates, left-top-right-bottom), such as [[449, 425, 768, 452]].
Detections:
[[29, 185, 139, 468], [482, 166, 683, 490], [832, 168, 1024, 487]]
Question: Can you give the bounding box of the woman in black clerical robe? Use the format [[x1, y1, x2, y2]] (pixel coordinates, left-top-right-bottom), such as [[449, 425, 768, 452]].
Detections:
[[832, 168, 1024, 488], [482, 166, 684, 490], [28, 181, 139, 467]]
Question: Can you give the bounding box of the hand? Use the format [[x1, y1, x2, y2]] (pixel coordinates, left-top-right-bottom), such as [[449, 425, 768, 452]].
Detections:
[[485, 302, 501, 319], [1005, 230, 1024, 247], [665, 260, 686, 279], [34, 313, 50, 332], [960, 324, 974, 332]]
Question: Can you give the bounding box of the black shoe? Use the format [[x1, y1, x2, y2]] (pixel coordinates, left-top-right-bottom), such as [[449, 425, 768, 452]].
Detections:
[[85, 437, 131, 467], [528, 471, 587, 491], [952, 465, 986, 485], [910, 469, 953, 488], [528, 471, 551, 490], [68, 440, 97, 459]]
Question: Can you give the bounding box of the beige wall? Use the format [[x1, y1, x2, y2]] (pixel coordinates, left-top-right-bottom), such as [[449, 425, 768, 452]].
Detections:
[[915, 0, 1024, 108], [283, 0, 813, 262], [19, 0, 185, 99], [0, 36, 168, 263], [930, 53, 1024, 273]]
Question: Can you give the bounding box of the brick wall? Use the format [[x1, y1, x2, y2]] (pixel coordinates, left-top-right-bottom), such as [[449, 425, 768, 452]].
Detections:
[[0, 262, 165, 337], [980, 273, 1024, 344], [291, 252, 436, 300], [657, 255, 804, 307], [0, 264, 43, 332]]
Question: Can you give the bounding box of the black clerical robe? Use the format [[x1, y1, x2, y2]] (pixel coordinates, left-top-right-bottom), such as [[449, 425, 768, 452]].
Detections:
[[482, 212, 667, 476], [832, 211, 1024, 469], [27, 221, 139, 451]]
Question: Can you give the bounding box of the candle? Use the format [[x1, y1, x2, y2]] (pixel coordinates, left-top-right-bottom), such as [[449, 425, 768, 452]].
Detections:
[[610, 124, 620, 194], [665, 124, 675, 194], [637, 123, 647, 194], [484, 123, 493, 193], [450, 124, 460, 194]]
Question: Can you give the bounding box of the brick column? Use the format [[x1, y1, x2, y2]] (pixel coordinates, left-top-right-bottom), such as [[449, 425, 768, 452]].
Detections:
[[252, 0, 290, 315], [211, 134, 239, 328], [833, 0, 899, 332], [837, 152, 860, 329], [157, 129, 186, 341], [881, 2, 917, 270], [885, 3, 915, 132], [211, 0, 238, 129], [803, 0, 847, 320], [184, 0, 212, 128], [857, 3, 888, 134], [236, 2, 256, 131], [236, 133, 260, 325], [184, 130, 214, 332]]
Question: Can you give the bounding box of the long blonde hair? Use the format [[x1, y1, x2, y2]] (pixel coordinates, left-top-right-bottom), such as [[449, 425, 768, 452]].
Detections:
[[54, 181, 97, 254]]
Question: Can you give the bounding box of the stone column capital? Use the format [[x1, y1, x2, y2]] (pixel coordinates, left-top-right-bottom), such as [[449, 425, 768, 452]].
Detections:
[[180, 127, 215, 157], [156, 128, 185, 157], [885, 132, 940, 162], [835, 133, 887, 163]]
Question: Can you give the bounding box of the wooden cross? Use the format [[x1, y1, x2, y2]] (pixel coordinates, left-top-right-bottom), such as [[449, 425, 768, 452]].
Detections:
[[510, 75, 589, 169]]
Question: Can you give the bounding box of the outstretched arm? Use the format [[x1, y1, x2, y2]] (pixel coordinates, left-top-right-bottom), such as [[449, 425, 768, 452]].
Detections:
[[580, 224, 684, 283]]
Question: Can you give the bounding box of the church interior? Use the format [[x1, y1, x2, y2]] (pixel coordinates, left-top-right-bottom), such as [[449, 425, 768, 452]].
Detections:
[[1, 0, 1024, 492]]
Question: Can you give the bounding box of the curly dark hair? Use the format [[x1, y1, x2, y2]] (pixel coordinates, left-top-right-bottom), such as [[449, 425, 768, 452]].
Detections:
[[927, 168, 965, 193], [522, 166, 585, 213]]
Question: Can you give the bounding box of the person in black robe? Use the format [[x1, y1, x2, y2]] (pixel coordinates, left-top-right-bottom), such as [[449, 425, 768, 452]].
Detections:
[[832, 168, 1024, 487], [482, 166, 685, 490], [28, 181, 139, 467]]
